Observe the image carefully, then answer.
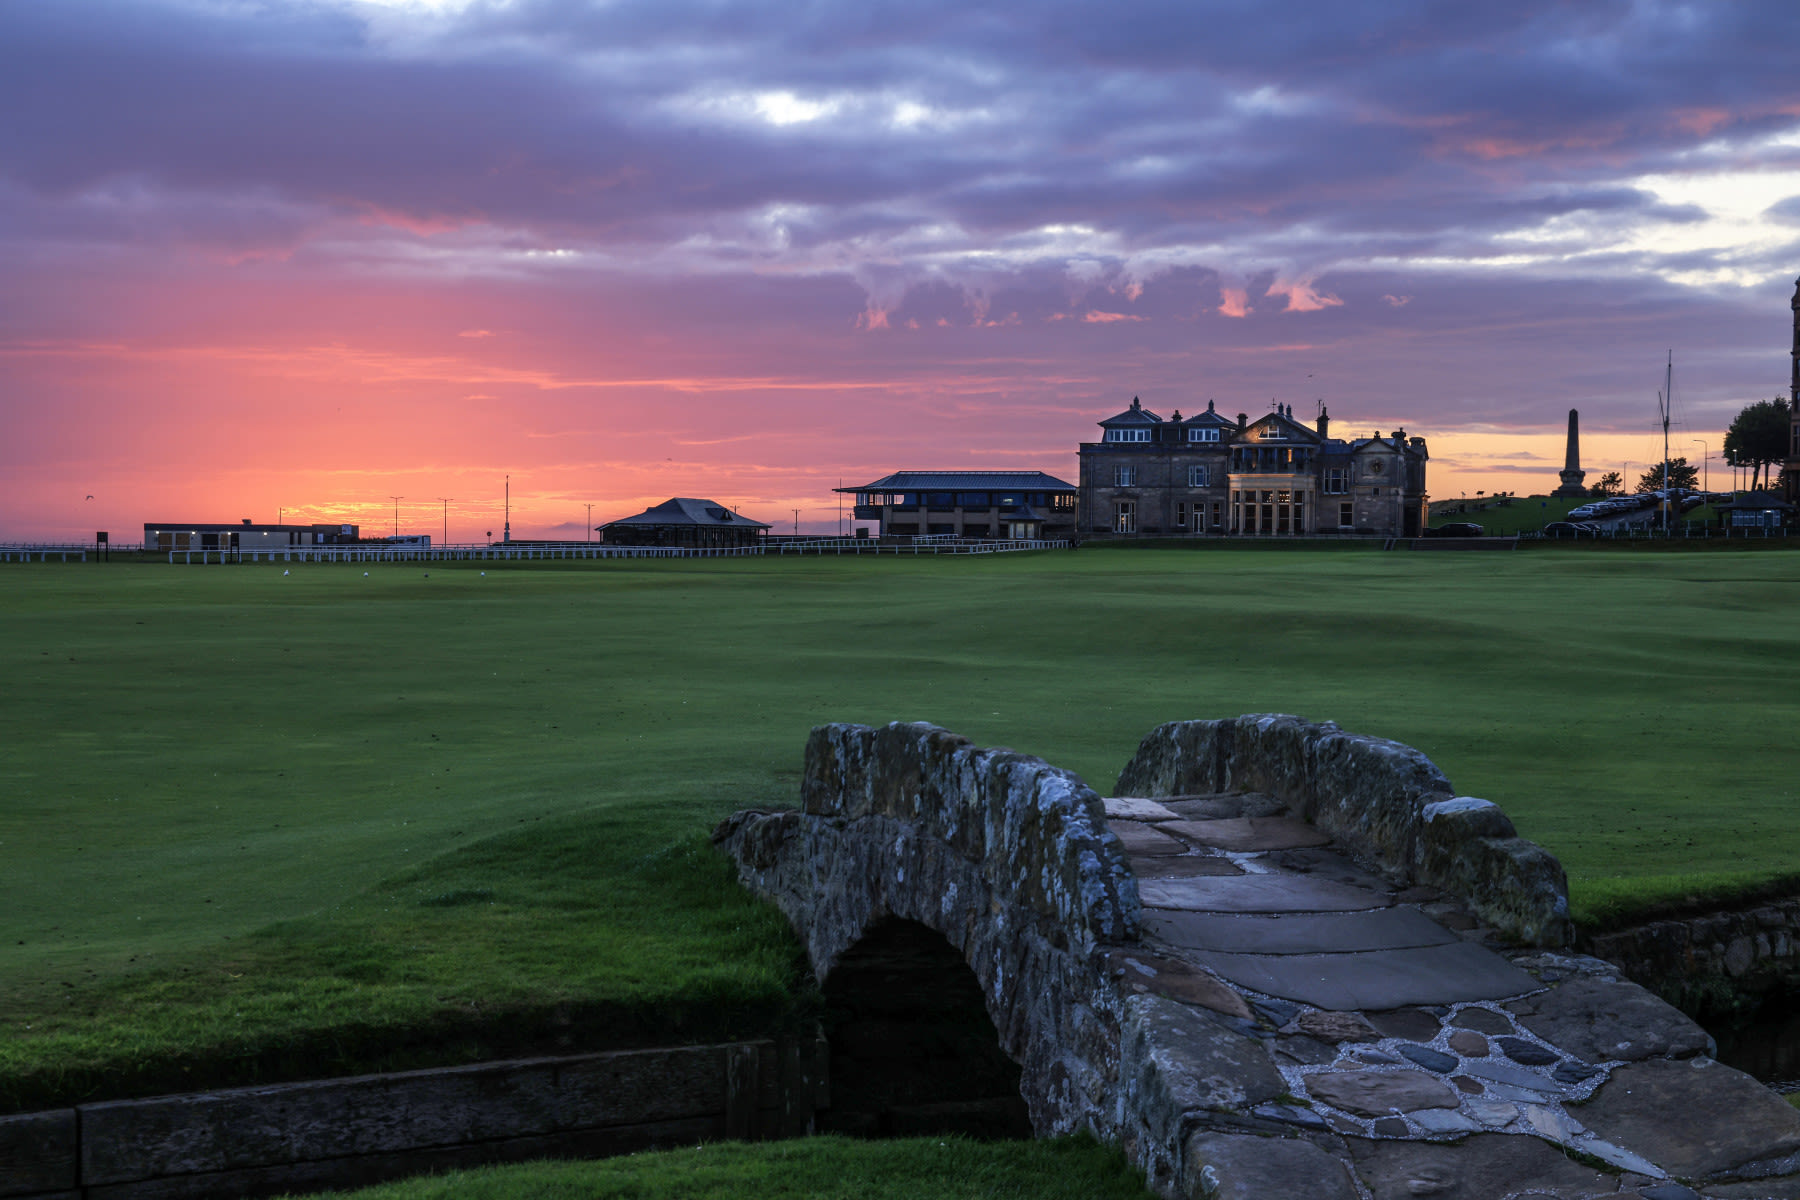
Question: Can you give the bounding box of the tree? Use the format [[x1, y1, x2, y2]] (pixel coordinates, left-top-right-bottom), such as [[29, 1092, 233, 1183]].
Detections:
[[1588, 471, 1623, 497], [1634, 457, 1699, 494], [1722, 397, 1791, 492]]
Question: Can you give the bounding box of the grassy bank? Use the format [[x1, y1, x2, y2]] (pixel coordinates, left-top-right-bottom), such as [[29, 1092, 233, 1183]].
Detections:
[[297, 1135, 1155, 1200], [4, 547, 1799, 1106]]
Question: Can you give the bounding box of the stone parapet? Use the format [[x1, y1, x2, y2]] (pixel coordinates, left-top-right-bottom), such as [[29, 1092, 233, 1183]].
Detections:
[[1115, 714, 1573, 947], [799, 721, 1140, 947]]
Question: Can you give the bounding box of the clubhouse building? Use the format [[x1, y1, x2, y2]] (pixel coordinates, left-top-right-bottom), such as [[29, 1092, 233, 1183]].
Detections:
[[1077, 398, 1430, 538]]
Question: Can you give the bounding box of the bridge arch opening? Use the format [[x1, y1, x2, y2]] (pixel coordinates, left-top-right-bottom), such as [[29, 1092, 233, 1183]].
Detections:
[[817, 916, 1031, 1140]]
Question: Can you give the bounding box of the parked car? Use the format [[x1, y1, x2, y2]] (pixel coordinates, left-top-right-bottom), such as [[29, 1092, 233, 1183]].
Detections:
[[1425, 522, 1484, 537], [1567, 504, 1602, 519], [1542, 521, 1595, 537]]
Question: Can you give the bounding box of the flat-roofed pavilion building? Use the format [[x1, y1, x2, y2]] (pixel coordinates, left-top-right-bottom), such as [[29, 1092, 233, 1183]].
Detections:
[[837, 471, 1077, 539]]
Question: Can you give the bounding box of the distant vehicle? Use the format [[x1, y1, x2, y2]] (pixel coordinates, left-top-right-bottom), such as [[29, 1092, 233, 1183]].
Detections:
[[1542, 521, 1595, 537], [1567, 504, 1602, 519], [1425, 522, 1484, 537]]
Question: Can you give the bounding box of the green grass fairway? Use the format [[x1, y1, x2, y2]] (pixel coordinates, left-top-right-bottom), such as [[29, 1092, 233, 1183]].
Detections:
[[298, 1135, 1154, 1200], [4, 546, 1800, 1106]]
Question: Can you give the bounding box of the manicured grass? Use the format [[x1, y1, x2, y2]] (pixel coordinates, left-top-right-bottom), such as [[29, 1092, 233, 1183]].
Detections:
[[1430, 492, 1588, 533], [4, 546, 1800, 1106], [297, 1135, 1155, 1200]]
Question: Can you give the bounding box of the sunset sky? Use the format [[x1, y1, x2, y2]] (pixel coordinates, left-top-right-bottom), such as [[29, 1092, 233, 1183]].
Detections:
[[4, 0, 1799, 541]]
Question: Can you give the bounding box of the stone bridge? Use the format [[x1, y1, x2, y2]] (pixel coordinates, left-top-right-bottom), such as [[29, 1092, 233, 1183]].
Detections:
[[714, 716, 1800, 1200]]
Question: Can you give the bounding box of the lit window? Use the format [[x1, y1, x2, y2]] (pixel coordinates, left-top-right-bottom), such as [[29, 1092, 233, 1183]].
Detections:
[[1113, 500, 1136, 533], [1105, 428, 1151, 443]]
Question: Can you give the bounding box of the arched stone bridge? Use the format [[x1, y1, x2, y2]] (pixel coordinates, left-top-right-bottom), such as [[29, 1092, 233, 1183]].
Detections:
[[714, 716, 1800, 1200]]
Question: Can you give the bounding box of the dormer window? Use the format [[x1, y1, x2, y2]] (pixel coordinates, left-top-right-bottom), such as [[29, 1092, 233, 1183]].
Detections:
[[1261, 428, 1287, 441], [1187, 427, 1220, 443], [1105, 428, 1151, 443]]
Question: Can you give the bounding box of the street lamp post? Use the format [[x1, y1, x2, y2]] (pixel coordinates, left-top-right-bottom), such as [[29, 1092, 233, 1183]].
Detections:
[[1691, 440, 1707, 494], [585, 502, 593, 543], [388, 495, 404, 538], [436, 497, 453, 546]]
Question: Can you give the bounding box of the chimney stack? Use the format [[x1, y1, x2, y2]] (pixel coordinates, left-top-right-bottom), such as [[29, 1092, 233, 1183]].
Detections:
[[1316, 406, 1330, 438], [1237, 412, 1248, 431]]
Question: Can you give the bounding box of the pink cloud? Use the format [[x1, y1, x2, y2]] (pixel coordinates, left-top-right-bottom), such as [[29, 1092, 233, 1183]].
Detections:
[[1265, 277, 1344, 313], [1218, 287, 1252, 318], [1083, 310, 1145, 323]]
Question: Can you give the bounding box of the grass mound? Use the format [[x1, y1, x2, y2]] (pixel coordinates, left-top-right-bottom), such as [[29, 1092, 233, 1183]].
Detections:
[[0, 816, 810, 1113], [298, 1134, 1155, 1200]]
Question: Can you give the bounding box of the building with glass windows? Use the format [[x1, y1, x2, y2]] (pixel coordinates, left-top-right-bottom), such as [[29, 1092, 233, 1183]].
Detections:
[[836, 472, 1078, 539], [1077, 397, 1429, 538]]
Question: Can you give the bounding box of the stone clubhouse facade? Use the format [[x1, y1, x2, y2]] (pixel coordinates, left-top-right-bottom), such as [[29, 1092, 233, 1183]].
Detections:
[[1078, 398, 1430, 538]]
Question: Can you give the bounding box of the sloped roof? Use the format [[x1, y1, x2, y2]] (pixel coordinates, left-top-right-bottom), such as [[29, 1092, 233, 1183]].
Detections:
[[1098, 396, 1163, 426], [1242, 411, 1322, 443], [1181, 405, 1235, 427], [600, 497, 771, 530], [1714, 490, 1795, 511], [836, 471, 1076, 493]]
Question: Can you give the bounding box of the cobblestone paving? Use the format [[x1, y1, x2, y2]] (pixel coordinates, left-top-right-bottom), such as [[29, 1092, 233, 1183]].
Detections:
[[1106, 792, 1800, 1200]]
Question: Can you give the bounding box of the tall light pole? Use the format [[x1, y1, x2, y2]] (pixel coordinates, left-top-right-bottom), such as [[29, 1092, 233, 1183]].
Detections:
[[388, 495, 404, 538], [792, 508, 800, 536], [1691, 440, 1707, 494], [585, 502, 593, 544], [436, 497, 453, 546], [503, 475, 511, 543]]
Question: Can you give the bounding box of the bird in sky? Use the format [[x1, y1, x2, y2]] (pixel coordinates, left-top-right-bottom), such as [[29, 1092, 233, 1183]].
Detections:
[[85, 494, 94, 500]]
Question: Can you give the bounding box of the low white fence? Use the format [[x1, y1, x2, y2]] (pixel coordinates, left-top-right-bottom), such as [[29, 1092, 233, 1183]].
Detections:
[[0, 545, 90, 561], [163, 538, 1070, 564]]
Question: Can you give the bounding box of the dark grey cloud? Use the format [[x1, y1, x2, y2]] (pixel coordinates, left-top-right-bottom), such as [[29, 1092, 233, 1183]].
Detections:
[[3, 0, 1800, 439]]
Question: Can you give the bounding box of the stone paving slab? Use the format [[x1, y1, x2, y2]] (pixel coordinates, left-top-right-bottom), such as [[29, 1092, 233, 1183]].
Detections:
[[1162, 816, 1334, 852], [1575, 1058, 1800, 1182], [1160, 792, 1289, 820], [1108, 820, 1188, 857], [1102, 949, 1253, 1019], [1182, 1131, 1361, 1200], [1506, 975, 1714, 1064], [1129, 854, 1244, 879], [1142, 908, 1460, 955], [1138, 873, 1390, 913], [1346, 1132, 1615, 1200], [1102, 797, 1181, 822], [1183, 941, 1541, 1010]]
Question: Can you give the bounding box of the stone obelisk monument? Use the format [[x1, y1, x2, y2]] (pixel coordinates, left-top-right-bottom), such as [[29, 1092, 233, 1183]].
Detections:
[[1552, 408, 1587, 497]]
